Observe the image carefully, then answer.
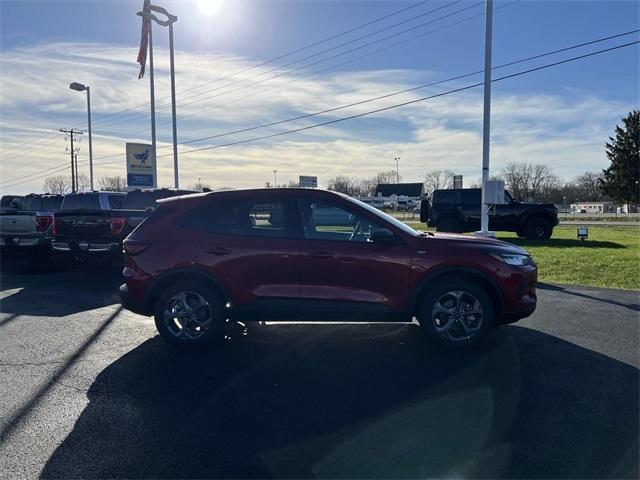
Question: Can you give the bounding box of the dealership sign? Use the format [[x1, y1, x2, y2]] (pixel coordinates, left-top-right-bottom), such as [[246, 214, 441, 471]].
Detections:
[[126, 143, 156, 190], [299, 175, 318, 188]]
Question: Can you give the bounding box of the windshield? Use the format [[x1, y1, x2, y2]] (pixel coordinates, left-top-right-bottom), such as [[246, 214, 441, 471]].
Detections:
[[343, 194, 419, 237]]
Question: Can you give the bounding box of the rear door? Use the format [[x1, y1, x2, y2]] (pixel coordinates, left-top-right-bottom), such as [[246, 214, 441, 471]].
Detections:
[[184, 194, 301, 318], [295, 196, 413, 320]]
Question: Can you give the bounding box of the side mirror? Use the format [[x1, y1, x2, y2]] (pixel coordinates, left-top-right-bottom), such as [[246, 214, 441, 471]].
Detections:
[[370, 228, 396, 244], [419, 198, 431, 223]]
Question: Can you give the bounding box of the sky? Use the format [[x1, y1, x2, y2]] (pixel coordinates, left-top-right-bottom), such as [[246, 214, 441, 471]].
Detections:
[[0, 0, 638, 194]]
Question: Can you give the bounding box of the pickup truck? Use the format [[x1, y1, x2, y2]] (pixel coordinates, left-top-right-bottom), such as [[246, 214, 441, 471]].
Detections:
[[53, 189, 195, 265], [1, 195, 24, 213], [0, 194, 63, 261], [422, 188, 559, 239]]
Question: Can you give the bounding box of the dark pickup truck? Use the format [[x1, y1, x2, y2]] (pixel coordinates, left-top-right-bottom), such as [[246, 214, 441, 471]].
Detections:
[[53, 189, 195, 264], [423, 188, 559, 239]]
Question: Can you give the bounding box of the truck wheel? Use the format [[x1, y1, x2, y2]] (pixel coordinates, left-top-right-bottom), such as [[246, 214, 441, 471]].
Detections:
[[154, 281, 226, 349], [524, 218, 552, 240], [417, 279, 494, 349], [27, 247, 51, 264], [436, 218, 463, 233]]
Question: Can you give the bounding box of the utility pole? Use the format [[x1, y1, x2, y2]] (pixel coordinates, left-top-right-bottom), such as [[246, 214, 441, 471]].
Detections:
[[394, 157, 400, 184], [60, 128, 83, 193], [273, 170, 278, 187]]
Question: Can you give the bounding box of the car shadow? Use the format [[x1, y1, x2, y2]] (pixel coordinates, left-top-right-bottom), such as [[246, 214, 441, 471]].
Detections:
[[0, 262, 122, 317], [538, 282, 640, 312], [41, 324, 638, 479], [501, 237, 626, 249]]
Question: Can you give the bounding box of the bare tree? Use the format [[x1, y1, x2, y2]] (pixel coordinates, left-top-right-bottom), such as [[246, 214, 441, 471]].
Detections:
[[326, 175, 361, 196], [43, 175, 71, 194], [501, 162, 560, 202], [373, 170, 401, 185], [76, 174, 91, 192], [573, 171, 604, 201], [424, 170, 454, 194], [99, 176, 128, 192]]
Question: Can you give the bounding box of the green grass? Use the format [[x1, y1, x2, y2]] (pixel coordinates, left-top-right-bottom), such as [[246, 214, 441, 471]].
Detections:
[[403, 223, 640, 290]]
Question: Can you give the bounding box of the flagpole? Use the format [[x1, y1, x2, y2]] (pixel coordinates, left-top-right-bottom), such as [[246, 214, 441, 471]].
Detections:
[[149, 20, 157, 188], [168, 21, 179, 189]]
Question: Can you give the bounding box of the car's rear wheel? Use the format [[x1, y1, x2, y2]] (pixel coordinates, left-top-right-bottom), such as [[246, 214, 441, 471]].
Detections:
[[524, 217, 552, 239], [418, 280, 494, 349], [153, 281, 225, 349], [435, 217, 463, 233]]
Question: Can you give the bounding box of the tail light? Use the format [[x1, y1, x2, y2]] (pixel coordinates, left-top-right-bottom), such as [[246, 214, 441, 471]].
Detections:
[[110, 217, 126, 235], [123, 240, 150, 256], [36, 214, 52, 232]]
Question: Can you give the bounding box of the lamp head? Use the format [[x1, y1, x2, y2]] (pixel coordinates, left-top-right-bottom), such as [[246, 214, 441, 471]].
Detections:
[[69, 82, 87, 92]]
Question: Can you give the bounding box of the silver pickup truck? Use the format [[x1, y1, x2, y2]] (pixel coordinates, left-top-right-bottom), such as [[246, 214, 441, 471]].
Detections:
[[0, 194, 64, 261]]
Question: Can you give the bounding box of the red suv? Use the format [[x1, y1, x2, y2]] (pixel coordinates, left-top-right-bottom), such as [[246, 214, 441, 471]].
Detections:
[[120, 189, 537, 349]]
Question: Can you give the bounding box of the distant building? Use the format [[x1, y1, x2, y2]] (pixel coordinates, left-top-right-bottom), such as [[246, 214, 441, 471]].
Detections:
[[570, 202, 616, 214], [375, 183, 424, 197]]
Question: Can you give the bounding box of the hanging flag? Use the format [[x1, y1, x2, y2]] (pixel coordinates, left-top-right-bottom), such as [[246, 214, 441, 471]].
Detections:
[[137, 0, 151, 79]]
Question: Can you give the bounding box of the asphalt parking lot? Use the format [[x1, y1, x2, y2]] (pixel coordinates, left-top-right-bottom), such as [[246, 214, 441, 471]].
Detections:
[[0, 255, 638, 479]]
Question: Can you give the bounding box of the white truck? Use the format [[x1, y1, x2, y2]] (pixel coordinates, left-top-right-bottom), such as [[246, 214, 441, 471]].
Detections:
[[0, 194, 64, 262]]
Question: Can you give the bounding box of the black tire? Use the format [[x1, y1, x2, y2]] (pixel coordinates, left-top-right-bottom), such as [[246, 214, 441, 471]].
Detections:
[[153, 280, 226, 349], [417, 279, 495, 349], [523, 217, 552, 240], [435, 217, 464, 233]]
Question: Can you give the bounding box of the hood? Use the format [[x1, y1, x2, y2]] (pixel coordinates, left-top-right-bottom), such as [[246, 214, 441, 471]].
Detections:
[[420, 232, 530, 255]]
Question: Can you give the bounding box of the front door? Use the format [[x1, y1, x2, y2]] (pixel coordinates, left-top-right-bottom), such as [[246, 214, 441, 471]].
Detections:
[[295, 197, 412, 321]]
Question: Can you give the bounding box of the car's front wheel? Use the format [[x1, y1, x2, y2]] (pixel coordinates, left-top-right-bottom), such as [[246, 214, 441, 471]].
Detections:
[[153, 281, 225, 349], [418, 280, 494, 348]]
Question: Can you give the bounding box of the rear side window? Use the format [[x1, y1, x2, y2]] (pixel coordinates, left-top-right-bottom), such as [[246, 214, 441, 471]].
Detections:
[[461, 190, 481, 205], [61, 194, 100, 210], [42, 196, 63, 211], [177, 198, 290, 238], [433, 190, 458, 204], [108, 194, 125, 209], [25, 196, 42, 210]]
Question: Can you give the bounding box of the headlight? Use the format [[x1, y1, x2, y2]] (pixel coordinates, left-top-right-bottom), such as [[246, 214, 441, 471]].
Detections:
[[492, 253, 534, 266]]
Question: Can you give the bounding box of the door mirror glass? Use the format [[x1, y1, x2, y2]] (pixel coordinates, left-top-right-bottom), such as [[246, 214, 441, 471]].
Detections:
[[370, 228, 396, 244]]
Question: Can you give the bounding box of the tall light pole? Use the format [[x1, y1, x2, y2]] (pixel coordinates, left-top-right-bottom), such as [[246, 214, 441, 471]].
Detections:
[[394, 157, 400, 184], [477, 0, 494, 238], [69, 82, 93, 190], [273, 170, 278, 187]]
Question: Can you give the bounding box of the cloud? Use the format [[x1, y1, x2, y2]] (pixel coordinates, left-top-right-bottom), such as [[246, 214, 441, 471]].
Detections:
[[0, 41, 635, 193]]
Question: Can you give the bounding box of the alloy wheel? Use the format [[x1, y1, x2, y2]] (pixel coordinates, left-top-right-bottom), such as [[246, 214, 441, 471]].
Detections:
[[431, 290, 484, 342], [163, 291, 213, 340]]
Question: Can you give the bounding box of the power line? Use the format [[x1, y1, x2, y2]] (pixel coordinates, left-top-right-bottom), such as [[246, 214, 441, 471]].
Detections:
[[162, 30, 640, 149], [89, 0, 478, 131], [154, 41, 638, 159], [84, 0, 432, 129], [4, 38, 637, 188]]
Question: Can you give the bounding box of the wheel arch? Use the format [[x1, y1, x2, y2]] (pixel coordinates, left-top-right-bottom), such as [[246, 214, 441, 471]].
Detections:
[[146, 267, 229, 313], [411, 266, 504, 316]]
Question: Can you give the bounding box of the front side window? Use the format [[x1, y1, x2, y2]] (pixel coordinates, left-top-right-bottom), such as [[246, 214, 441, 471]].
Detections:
[[298, 199, 380, 243]]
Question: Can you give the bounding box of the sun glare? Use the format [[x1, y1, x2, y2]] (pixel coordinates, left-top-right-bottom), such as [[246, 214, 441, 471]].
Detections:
[[197, 0, 223, 16]]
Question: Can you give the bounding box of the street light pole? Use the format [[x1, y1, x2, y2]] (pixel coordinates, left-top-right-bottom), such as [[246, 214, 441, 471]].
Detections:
[[86, 86, 93, 190], [273, 170, 278, 187], [148, 22, 158, 186], [69, 82, 94, 190], [478, 0, 494, 238], [395, 157, 400, 184]]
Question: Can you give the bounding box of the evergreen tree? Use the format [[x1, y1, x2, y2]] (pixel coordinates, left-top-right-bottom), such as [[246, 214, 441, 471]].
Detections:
[[600, 110, 640, 206]]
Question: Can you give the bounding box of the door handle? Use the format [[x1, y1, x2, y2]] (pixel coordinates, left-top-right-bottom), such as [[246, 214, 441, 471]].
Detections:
[[309, 251, 332, 259], [205, 247, 231, 256]]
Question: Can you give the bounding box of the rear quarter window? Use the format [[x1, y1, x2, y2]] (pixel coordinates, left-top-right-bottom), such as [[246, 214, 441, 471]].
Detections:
[[42, 197, 63, 211], [461, 190, 481, 204], [433, 190, 458, 204]]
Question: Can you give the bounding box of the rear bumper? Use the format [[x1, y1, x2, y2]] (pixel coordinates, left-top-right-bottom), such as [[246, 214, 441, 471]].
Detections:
[[52, 240, 120, 254], [1, 236, 50, 248]]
